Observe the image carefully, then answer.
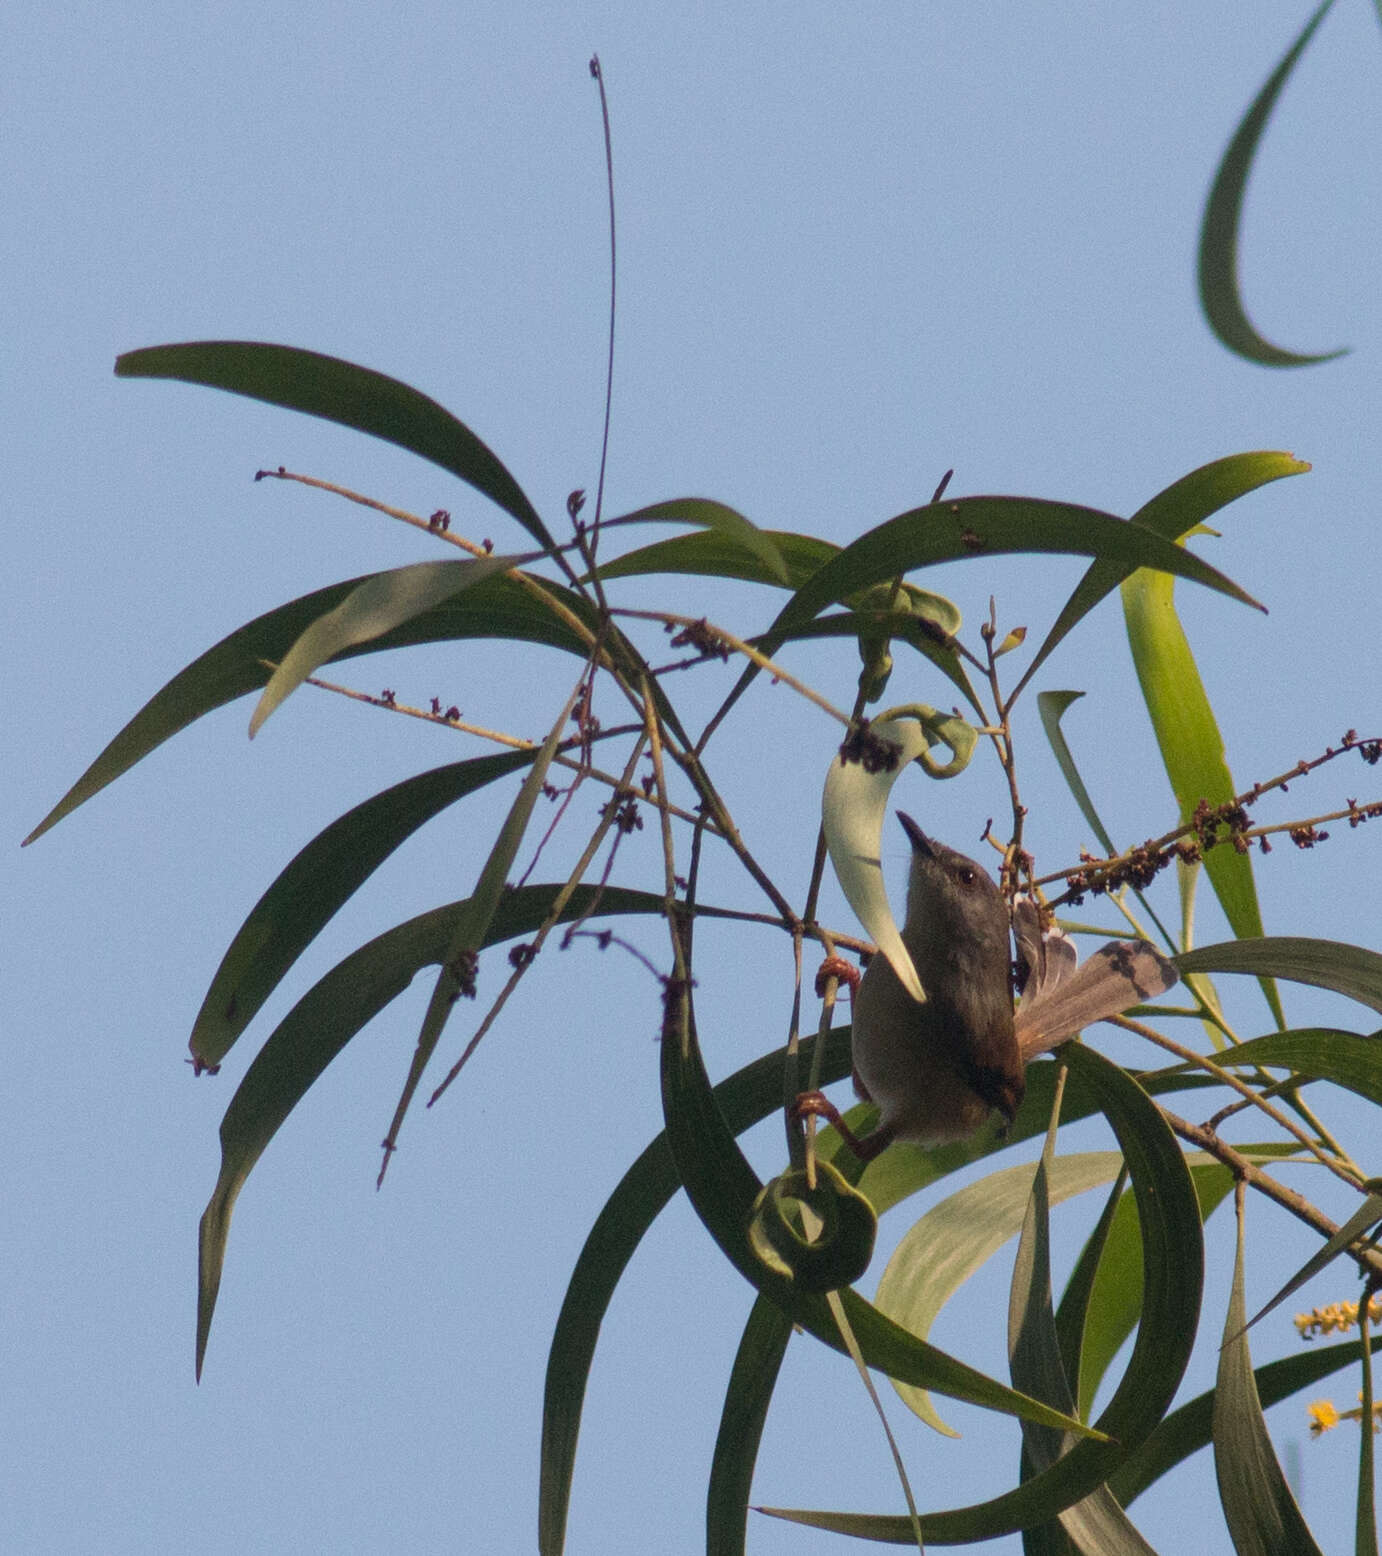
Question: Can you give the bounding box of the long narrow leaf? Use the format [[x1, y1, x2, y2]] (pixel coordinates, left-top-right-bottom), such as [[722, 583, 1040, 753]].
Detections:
[[376, 687, 578, 1165], [1009, 1108, 1156, 1556], [1177, 939, 1382, 1013], [190, 747, 571, 1069], [706, 1297, 794, 1556], [1213, 1190, 1324, 1554], [600, 498, 791, 586], [23, 571, 599, 845], [197, 884, 667, 1380], [876, 1153, 1125, 1434], [115, 341, 555, 545], [250, 555, 533, 735], [1018, 453, 1307, 696], [1197, 0, 1345, 366], [1123, 561, 1282, 1024], [763, 1043, 1203, 1542], [540, 1029, 853, 1556], [1111, 1336, 1382, 1506]]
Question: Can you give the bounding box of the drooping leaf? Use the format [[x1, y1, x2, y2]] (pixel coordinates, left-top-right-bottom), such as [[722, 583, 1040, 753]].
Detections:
[[658, 979, 1098, 1441], [115, 341, 555, 545], [375, 690, 576, 1167], [23, 571, 599, 845], [1177, 939, 1382, 1014], [543, 1055, 1217, 1554], [249, 556, 534, 735], [599, 498, 791, 586], [706, 1296, 794, 1556], [1212, 1191, 1323, 1555], [197, 884, 668, 1381], [1110, 1335, 1382, 1506], [1038, 692, 1118, 859], [191, 746, 577, 1069], [760, 1044, 1201, 1542], [1197, 0, 1346, 366], [777, 497, 1266, 634], [1018, 452, 1308, 698], [876, 1153, 1125, 1435], [821, 706, 979, 1001], [1123, 559, 1282, 1024], [1009, 1109, 1156, 1556], [540, 1029, 853, 1556]]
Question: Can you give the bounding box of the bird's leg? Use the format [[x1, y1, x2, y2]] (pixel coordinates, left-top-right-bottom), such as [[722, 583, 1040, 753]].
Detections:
[[790, 1091, 892, 1162]]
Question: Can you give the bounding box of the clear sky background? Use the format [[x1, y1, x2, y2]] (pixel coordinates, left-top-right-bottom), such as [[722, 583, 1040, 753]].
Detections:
[[9, 4, 1382, 1553]]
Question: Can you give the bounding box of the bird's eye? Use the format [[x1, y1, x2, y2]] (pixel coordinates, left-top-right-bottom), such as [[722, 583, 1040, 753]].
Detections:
[[958, 867, 976, 886]]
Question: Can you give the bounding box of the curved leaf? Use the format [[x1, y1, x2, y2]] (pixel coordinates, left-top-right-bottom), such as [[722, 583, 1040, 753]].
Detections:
[[876, 1153, 1125, 1434], [540, 1030, 853, 1556], [23, 571, 599, 845], [658, 983, 1097, 1438], [777, 497, 1266, 633], [1018, 452, 1308, 699], [115, 341, 555, 544], [1009, 1118, 1157, 1556], [1198, 0, 1346, 366], [706, 1296, 794, 1556], [600, 498, 791, 586], [1213, 1191, 1323, 1554], [192, 747, 558, 1069], [1111, 1335, 1382, 1506], [1177, 938, 1382, 1014], [597, 526, 959, 628], [543, 1054, 1220, 1553], [197, 884, 667, 1381], [822, 707, 978, 1001], [250, 555, 534, 735], [1123, 558, 1282, 1023], [763, 1043, 1203, 1542]]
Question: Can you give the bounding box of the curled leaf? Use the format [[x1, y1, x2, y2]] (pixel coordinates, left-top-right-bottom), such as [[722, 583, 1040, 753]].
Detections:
[[821, 706, 977, 1000], [746, 1162, 878, 1293]]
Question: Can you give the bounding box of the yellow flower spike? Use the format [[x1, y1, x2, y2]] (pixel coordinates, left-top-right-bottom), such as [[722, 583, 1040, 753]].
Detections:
[[1307, 1399, 1339, 1436]]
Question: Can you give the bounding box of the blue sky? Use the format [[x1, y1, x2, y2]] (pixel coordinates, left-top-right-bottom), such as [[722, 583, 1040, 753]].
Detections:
[[9, 3, 1382, 1552]]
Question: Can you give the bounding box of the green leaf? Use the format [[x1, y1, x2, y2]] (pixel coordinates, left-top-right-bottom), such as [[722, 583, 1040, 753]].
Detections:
[[597, 526, 957, 627], [745, 1162, 878, 1292], [1122, 557, 1283, 1024], [706, 1297, 794, 1556], [1111, 1336, 1382, 1506], [876, 1153, 1125, 1435], [761, 1045, 1201, 1543], [544, 1052, 1215, 1554], [1177, 939, 1382, 1014], [1038, 692, 1118, 859], [1213, 1192, 1324, 1555], [190, 747, 554, 1070], [1009, 1115, 1156, 1556], [115, 341, 555, 546], [778, 497, 1266, 631], [540, 1029, 854, 1556], [599, 498, 791, 586], [375, 689, 577, 1166], [22, 571, 599, 845], [249, 556, 532, 735], [1239, 1192, 1382, 1342], [198, 884, 668, 1383], [1017, 452, 1307, 703], [658, 984, 1098, 1439], [1197, 0, 1346, 366]]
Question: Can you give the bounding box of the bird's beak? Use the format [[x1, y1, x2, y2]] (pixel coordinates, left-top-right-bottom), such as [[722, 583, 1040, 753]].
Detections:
[[896, 811, 935, 856]]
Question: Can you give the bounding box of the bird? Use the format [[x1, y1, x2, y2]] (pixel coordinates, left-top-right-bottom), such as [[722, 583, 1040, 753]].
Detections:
[[828, 812, 1178, 1157]]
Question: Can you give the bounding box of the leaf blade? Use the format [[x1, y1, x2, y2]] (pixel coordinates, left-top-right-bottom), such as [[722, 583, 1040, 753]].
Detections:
[[115, 341, 554, 545]]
